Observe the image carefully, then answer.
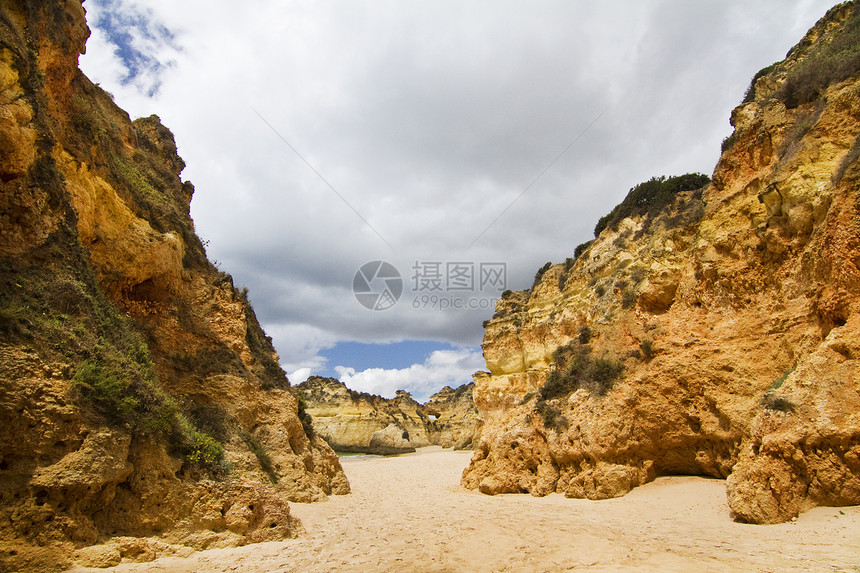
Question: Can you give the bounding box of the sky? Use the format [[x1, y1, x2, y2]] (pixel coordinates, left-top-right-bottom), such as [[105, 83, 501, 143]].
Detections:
[[78, 0, 840, 401]]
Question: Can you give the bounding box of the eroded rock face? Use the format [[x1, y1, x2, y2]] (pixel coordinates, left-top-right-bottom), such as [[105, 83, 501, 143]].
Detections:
[[726, 315, 860, 523], [425, 383, 481, 450], [462, 2, 860, 523], [296, 377, 479, 454], [0, 2, 346, 570]]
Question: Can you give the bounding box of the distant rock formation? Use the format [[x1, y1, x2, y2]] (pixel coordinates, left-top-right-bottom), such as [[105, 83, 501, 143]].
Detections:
[[462, 2, 860, 524], [425, 383, 481, 449], [296, 377, 479, 454], [0, 2, 346, 570]]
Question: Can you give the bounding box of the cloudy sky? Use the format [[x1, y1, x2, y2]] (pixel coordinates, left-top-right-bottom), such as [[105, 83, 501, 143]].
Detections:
[[79, 0, 838, 400]]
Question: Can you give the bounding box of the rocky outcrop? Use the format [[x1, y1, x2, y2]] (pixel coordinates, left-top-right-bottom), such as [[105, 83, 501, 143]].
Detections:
[[296, 377, 428, 454], [296, 377, 479, 454], [462, 1, 860, 524], [368, 424, 417, 455], [726, 315, 860, 523], [425, 383, 481, 449], [0, 2, 347, 571]]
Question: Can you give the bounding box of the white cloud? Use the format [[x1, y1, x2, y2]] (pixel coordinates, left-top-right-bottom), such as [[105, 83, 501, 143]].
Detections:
[[334, 348, 485, 401], [80, 25, 127, 84], [81, 0, 181, 96], [262, 322, 337, 378], [289, 367, 312, 385]]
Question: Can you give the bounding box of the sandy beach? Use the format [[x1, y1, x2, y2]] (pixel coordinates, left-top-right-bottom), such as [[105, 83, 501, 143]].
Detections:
[[70, 447, 860, 572]]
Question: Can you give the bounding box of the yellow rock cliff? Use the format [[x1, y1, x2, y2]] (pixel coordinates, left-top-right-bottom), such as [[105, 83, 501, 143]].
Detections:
[[0, 2, 347, 570], [462, 1, 860, 524], [296, 377, 479, 454]]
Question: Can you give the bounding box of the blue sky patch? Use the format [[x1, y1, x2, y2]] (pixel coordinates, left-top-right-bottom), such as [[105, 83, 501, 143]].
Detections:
[[319, 340, 479, 378], [88, 0, 179, 96]]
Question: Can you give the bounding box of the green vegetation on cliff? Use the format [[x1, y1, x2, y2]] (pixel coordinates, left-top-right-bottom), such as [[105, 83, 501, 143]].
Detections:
[[778, 3, 860, 108], [593, 173, 711, 238], [737, 3, 860, 110], [0, 4, 290, 476], [530, 342, 625, 429], [526, 172, 709, 294], [540, 342, 624, 401]]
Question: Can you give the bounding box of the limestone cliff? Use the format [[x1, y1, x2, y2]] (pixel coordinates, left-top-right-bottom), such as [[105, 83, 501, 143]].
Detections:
[[297, 377, 479, 454], [424, 382, 481, 449], [0, 1, 347, 570], [462, 1, 860, 525]]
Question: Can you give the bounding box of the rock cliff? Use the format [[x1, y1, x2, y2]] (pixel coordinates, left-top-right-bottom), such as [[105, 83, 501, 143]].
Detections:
[[424, 382, 481, 449], [297, 377, 479, 454], [462, 1, 860, 524], [0, 1, 347, 570]]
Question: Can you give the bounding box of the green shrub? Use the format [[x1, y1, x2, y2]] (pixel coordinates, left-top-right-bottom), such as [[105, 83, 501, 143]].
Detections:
[[742, 61, 781, 103], [240, 430, 277, 483], [574, 240, 594, 259], [590, 358, 625, 396], [551, 341, 580, 367], [535, 399, 565, 429], [640, 339, 653, 360], [578, 326, 592, 345], [185, 428, 226, 472], [621, 289, 637, 309], [0, 153, 228, 476], [533, 262, 552, 287], [0, 300, 32, 336], [297, 394, 309, 419], [258, 354, 288, 390], [761, 393, 795, 412], [770, 368, 795, 390], [297, 394, 314, 438], [721, 132, 738, 153], [540, 343, 624, 400], [186, 404, 232, 442], [243, 297, 290, 391], [777, 7, 860, 108], [72, 353, 226, 474], [72, 359, 141, 423], [541, 369, 571, 401], [594, 173, 711, 238], [594, 212, 614, 239]]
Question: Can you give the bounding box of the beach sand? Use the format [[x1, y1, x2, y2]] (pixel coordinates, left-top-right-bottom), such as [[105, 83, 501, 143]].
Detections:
[[70, 447, 860, 572]]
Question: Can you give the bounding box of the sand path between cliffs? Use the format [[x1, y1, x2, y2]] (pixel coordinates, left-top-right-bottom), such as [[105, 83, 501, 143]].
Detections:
[[74, 446, 860, 572]]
